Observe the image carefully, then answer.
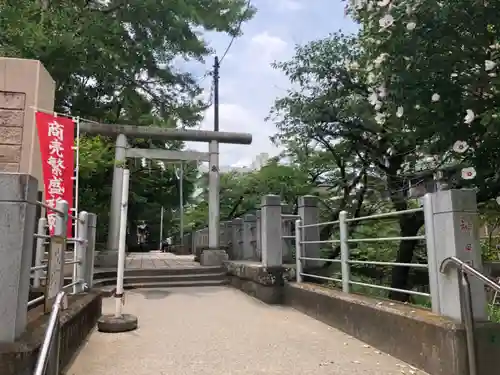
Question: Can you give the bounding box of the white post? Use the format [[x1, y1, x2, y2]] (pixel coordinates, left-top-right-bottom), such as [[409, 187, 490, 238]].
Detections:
[[295, 219, 303, 283], [208, 140, 220, 248], [74, 211, 88, 293], [34, 217, 47, 289], [180, 162, 184, 248], [159, 206, 164, 248], [424, 189, 487, 321], [85, 213, 97, 288], [339, 210, 350, 293], [115, 169, 130, 318]]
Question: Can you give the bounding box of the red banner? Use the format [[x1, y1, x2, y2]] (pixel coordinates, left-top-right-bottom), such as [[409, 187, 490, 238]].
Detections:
[[35, 112, 75, 236]]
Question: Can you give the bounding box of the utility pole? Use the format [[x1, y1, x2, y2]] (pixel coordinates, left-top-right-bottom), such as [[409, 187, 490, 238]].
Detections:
[[213, 56, 220, 132], [208, 56, 221, 249]]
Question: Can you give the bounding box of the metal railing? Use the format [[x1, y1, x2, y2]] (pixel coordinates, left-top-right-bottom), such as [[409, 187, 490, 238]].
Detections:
[[440, 256, 500, 375], [295, 208, 428, 297], [33, 291, 67, 375], [28, 199, 96, 311]]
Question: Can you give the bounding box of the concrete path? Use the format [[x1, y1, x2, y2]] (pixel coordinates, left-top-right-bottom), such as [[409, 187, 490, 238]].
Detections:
[[125, 252, 199, 269], [67, 287, 425, 375]]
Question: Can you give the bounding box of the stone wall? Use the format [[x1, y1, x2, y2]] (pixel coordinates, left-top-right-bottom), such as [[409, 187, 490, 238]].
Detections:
[[225, 261, 295, 304]]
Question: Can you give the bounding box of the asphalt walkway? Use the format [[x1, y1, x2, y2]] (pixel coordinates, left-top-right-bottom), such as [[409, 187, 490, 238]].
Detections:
[[67, 286, 424, 375]]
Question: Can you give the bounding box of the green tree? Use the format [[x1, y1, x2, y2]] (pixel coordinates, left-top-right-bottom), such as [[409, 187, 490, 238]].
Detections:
[[269, 32, 433, 301], [348, 0, 500, 200], [185, 161, 315, 229], [0, 0, 256, 243], [0, 0, 255, 124]]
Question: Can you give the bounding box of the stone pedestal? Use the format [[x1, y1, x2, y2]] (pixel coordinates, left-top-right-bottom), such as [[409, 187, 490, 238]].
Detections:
[[0, 58, 55, 184], [200, 249, 228, 266]]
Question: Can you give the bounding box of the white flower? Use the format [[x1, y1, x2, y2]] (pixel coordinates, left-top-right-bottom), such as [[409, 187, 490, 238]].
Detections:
[[450, 73, 458, 78], [379, 14, 394, 29], [415, 104, 421, 110], [461, 167, 476, 180], [350, 61, 360, 70], [377, 85, 387, 98], [452, 140, 469, 153], [374, 112, 386, 125], [485, 60, 496, 71], [406, 22, 416, 31], [377, 0, 391, 6], [464, 109, 475, 124], [396, 106, 404, 118], [431, 93, 440, 102], [374, 53, 388, 67], [367, 72, 376, 84], [368, 92, 379, 106]]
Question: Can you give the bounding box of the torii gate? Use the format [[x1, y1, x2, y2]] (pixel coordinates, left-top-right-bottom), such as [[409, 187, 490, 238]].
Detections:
[[78, 122, 252, 267]]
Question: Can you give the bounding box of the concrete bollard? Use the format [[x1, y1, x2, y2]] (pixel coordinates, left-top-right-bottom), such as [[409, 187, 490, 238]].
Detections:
[[261, 195, 283, 267], [0, 173, 38, 341]]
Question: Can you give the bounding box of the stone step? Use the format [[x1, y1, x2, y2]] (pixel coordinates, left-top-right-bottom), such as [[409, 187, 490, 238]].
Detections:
[[98, 279, 229, 297], [94, 266, 225, 279], [94, 272, 227, 286]]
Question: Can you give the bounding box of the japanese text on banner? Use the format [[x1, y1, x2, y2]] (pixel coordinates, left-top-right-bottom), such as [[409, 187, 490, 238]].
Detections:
[[35, 112, 75, 236]]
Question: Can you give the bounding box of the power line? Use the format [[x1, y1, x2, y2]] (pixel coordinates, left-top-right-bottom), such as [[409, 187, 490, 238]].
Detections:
[[219, 0, 251, 65]]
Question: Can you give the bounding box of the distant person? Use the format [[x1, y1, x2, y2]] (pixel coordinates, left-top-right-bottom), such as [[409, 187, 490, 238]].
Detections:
[[161, 237, 172, 252]]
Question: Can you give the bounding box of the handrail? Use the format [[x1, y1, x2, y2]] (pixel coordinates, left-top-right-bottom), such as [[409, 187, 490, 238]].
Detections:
[[33, 291, 67, 375], [439, 256, 500, 375], [440, 256, 500, 293]]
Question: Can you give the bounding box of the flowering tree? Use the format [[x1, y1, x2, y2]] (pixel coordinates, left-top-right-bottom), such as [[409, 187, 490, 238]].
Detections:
[[270, 1, 500, 300], [347, 0, 500, 200]]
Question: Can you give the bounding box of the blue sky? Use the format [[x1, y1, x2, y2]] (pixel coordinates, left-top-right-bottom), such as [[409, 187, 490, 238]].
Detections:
[[185, 0, 357, 167]]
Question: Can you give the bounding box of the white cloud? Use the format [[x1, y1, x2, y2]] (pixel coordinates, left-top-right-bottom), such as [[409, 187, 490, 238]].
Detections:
[[275, 0, 304, 11], [248, 32, 288, 66]]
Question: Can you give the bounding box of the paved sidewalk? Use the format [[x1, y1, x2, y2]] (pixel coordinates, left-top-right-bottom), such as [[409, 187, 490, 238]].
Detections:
[[125, 252, 199, 269], [67, 287, 425, 375]]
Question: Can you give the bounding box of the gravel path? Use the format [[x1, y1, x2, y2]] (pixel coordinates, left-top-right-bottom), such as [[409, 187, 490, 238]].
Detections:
[[67, 286, 425, 375]]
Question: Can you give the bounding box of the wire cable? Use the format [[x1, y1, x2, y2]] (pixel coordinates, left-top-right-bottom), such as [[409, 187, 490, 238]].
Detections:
[[219, 0, 251, 65]]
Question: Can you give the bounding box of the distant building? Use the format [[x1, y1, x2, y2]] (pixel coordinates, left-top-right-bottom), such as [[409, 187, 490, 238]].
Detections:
[[198, 152, 270, 173]]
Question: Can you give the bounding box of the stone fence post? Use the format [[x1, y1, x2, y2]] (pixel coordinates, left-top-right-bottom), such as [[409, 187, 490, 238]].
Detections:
[[298, 196, 321, 268], [0, 172, 38, 342], [423, 189, 487, 321], [242, 214, 256, 260], [231, 218, 243, 260], [255, 210, 262, 261], [261, 195, 282, 267]]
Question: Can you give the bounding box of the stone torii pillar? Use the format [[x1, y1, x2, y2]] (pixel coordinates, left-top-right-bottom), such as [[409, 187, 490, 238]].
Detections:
[[78, 122, 252, 267]]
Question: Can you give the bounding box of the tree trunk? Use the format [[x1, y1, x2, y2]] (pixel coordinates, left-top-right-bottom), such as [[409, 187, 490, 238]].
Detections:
[[388, 212, 424, 301]]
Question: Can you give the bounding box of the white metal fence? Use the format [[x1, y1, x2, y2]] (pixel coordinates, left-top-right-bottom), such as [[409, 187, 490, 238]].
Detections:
[[28, 199, 97, 312], [295, 207, 429, 299]]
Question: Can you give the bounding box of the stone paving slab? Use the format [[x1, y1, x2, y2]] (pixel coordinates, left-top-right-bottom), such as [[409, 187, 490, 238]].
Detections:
[[124, 252, 200, 269], [67, 287, 426, 375]]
